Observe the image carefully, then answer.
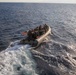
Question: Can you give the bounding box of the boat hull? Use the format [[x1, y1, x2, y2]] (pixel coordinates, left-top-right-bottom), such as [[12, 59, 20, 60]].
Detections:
[[36, 26, 51, 46]]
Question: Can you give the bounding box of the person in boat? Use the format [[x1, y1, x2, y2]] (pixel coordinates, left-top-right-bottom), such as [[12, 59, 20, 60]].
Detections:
[[32, 31, 37, 40], [27, 30, 33, 41], [38, 25, 43, 36], [27, 29, 37, 41], [31, 29, 36, 40], [43, 24, 48, 32]]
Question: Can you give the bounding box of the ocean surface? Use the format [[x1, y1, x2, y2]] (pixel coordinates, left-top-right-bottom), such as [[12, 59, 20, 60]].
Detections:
[[0, 3, 76, 75]]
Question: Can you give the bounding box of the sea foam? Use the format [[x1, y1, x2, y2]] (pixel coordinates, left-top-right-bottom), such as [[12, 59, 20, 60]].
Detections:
[[0, 41, 38, 75]]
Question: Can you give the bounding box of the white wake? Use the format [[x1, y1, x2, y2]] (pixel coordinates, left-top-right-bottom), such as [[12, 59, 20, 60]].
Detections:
[[0, 41, 38, 75]]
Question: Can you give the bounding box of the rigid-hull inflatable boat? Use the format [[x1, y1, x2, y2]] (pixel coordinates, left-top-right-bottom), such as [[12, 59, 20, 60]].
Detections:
[[20, 25, 51, 48]]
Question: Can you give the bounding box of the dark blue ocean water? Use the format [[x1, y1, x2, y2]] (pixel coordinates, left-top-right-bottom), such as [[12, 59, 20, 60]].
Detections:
[[0, 3, 76, 51], [0, 3, 76, 75]]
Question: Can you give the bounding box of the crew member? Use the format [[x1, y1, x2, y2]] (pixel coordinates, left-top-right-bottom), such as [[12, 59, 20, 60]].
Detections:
[[27, 30, 32, 41]]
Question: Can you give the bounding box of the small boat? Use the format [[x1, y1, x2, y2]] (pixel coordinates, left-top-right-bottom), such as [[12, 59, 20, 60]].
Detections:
[[19, 24, 51, 48]]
